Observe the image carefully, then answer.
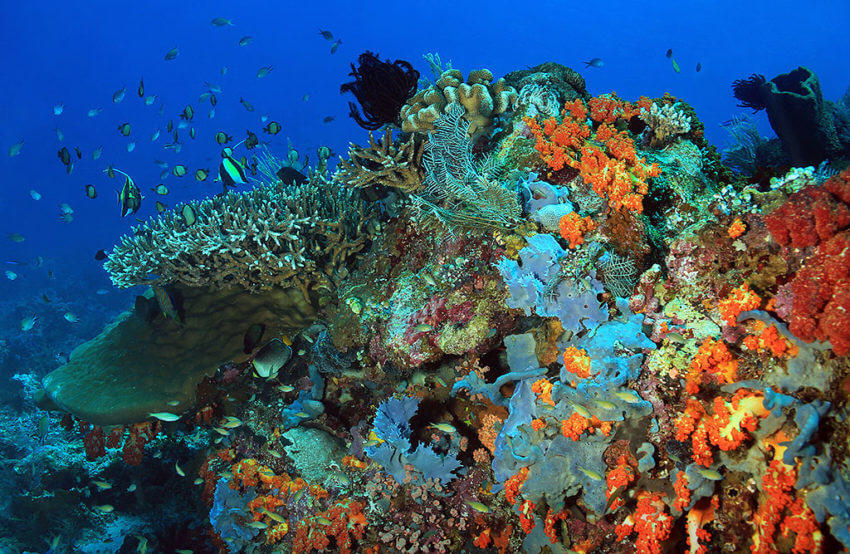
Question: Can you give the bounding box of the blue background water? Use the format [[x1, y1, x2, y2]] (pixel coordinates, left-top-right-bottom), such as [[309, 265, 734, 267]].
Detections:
[[0, 0, 848, 383]]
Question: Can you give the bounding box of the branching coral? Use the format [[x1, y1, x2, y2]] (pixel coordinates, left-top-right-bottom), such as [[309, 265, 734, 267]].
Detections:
[[106, 171, 374, 299], [335, 128, 424, 192], [340, 51, 419, 130], [400, 68, 517, 139], [639, 102, 693, 148]]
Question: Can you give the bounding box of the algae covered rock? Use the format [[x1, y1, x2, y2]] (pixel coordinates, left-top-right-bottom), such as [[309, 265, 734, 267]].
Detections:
[[40, 284, 315, 425]]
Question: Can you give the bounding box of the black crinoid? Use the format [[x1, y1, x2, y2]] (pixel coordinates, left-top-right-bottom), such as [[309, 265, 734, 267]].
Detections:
[[732, 73, 768, 112], [340, 51, 419, 130]]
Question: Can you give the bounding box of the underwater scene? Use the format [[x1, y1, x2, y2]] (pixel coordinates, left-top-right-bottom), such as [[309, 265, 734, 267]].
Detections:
[[2, 1, 850, 552]]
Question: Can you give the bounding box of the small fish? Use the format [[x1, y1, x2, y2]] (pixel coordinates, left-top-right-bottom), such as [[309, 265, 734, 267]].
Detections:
[[193, 478, 204, 485], [314, 516, 332, 526], [189, 127, 196, 140], [322, 116, 335, 123], [148, 412, 181, 422], [152, 284, 180, 322], [21, 315, 38, 331], [64, 312, 79, 323], [93, 504, 114, 513], [182, 205, 196, 225], [318, 29, 333, 40], [210, 94, 217, 107], [222, 416, 243, 428], [583, 57, 604, 68], [261, 509, 286, 523], [166, 120, 174, 132], [429, 422, 456, 433], [156, 201, 168, 213], [696, 62, 702, 72], [134, 535, 148, 554], [213, 427, 230, 436], [215, 132, 232, 145], [85, 184, 97, 199], [467, 501, 491, 513], [613, 390, 642, 404], [268, 449, 283, 458], [195, 168, 209, 181], [219, 148, 247, 189], [95, 249, 107, 260], [205, 81, 222, 93], [221, 66, 228, 75], [113, 87, 126, 103], [29, 189, 42, 200], [329, 39, 341, 54], [263, 121, 281, 135], [175, 462, 185, 477], [151, 129, 160, 141], [246, 521, 268, 530], [137, 77, 144, 97], [92, 146, 103, 160], [55, 127, 64, 141], [127, 483, 137, 492], [5, 270, 17, 280], [211, 17, 233, 26], [8, 139, 24, 156], [92, 480, 112, 491], [145, 95, 157, 106], [164, 47, 179, 60], [59, 203, 73, 214], [238, 36, 253, 46], [96, 289, 110, 295], [672, 58, 681, 73], [256, 65, 274, 79], [293, 411, 310, 418], [180, 105, 194, 121], [208, 108, 216, 119], [302, 94, 310, 102], [88, 107, 103, 117], [7, 232, 25, 242], [75, 146, 82, 159], [154, 184, 169, 195], [58, 146, 71, 165], [172, 165, 187, 177], [245, 130, 259, 149], [572, 403, 591, 419], [239, 97, 255, 112], [53, 103, 64, 115], [593, 399, 616, 411], [577, 465, 603, 481], [118, 122, 131, 136], [697, 467, 723, 481], [413, 323, 433, 333], [277, 385, 294, 393], [175, 550, 193, 554], [665, 48, 673, 59], [127, 141, 136, 152]]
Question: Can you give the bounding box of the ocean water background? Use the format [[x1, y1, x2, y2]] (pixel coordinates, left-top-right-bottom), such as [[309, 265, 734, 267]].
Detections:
[[0, 0, 848, 387]]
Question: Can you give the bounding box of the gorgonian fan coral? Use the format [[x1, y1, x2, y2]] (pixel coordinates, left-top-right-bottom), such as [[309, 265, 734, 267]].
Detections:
[[340, 51, 420, 130]]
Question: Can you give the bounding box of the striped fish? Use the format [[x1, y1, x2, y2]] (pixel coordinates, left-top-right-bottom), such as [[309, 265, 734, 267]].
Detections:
[[151, 285, 180, 323], [219, 147, 248, 191]]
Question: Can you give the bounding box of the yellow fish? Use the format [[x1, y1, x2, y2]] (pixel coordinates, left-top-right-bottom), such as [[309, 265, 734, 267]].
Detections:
[[429, 422, 457, 433], [94, 504, 114, 513], [577, 465, 603, 481], [175, 462, 185, 477], [148, 412, 181, 422], [467, 500, 491, 513]]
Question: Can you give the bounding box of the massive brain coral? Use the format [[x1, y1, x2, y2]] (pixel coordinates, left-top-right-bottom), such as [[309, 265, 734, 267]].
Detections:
[[400, 68, 517, 139], [105, 176, 374, 299]]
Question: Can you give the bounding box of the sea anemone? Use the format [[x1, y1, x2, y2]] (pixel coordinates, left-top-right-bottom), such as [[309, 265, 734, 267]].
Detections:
[[340, 51, 419, 130], [732, 73, 768, 112]]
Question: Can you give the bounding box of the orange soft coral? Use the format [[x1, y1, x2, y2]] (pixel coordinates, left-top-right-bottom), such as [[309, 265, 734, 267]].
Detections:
[[615, 492, 674, 554], [559, 212, 597, 248], [531, 378, 555, 406], [743, 323, 799, 359], [293, 499, 367, 554], [587, 93, 651, 124], [677, 392, 766, 466], [562, 346, 593, 379], [673, 470, 692, 512], [561, 413, 613, 441], [519, 499, 536, 534], [505, 467, 529, 505], [685, 338, 739, 394], [728, 217, 747, 238], [606, 455, 638, 511], [544, 509, 570, 543], [718, 283, 762, 326]]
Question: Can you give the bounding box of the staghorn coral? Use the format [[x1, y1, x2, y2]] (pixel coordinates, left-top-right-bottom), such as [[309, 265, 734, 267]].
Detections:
[[400, 68, 517, 139], [639, 102, 692, 148], [335, 128, 424, 192], [106, 173, 374, 299]]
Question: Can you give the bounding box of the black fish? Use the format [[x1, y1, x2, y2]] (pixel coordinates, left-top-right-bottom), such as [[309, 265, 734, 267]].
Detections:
[[243, 323, 266, 354], [276, 167, 307, 186], [57, 147, 71, 165], [245, 130, 259, 149], [666, 48, 673, 59], [696, 62, 702, 72], [94, 249, 107, 260]]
